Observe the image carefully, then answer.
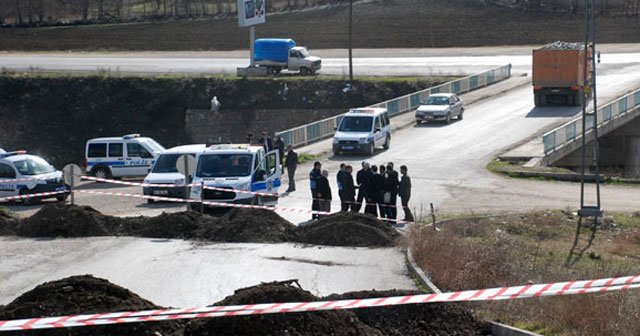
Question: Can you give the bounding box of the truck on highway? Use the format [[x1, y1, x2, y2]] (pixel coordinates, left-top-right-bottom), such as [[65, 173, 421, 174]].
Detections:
[[254, 38, 322, 75], [532, 42, 591, 107]]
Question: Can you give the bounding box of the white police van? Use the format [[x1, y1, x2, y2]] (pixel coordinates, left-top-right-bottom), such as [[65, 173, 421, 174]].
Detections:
[[85, 134, 165, 179], [332, 107, 391, 156], [0, 150, 69, 205], [142, 144, 206, 202], [189, 144, 281, 208]]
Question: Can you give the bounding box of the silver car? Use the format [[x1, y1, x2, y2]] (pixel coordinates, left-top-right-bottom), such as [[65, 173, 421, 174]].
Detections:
[[415, 93, 464, 124]]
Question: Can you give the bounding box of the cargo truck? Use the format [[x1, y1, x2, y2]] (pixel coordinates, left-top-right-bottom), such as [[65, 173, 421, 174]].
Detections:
[[532, 42, 592, 107], [254, 38, 322, 75]]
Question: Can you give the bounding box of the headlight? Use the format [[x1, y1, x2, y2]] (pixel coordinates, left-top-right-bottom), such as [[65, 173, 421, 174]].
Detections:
[[240, 182, 251, 191], [332, 138, 339, 144], [175, 178, 185, 185], [144, 179, 150, 185], [359, 137, 368, 143]]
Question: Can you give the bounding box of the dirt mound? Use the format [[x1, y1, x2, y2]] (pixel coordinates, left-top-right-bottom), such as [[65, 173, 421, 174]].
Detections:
[[294, 212, 400, 247], [195, 208, 296, 243], [0, 275, 183, 336], [324, 290, 492, 336], [123, 211, 204, 239], [0, 207, 19, 235], [16, 204, 121, 237], [183, 281, 383, 336]]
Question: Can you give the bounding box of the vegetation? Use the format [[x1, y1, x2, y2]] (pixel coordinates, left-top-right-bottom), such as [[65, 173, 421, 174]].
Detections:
[[410, 210, 640, 335]]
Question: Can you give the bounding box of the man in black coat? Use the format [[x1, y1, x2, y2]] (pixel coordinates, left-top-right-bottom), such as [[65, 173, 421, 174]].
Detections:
[[259, 131, 273, 152], [354, 161, 368, 212], [284, 144, 298, 192], [342, 165, 356, 212], [275, 135, 285, 165], [386, 162, 400, 220], [309, 161, 322, 219], [366, 165, 383, 217], [399, 165, 414, 222], [336, 163, 346, 211], [316, 170, 332, 217]]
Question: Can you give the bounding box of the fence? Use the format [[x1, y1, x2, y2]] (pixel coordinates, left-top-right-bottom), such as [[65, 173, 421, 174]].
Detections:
[[276, 64, 513, 148], [543, 88, 640, 155]]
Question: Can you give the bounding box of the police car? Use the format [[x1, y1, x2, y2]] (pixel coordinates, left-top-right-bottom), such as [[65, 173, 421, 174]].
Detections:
[[142, 144, 206, 202], [85, 134, 165, 179], [189, 144, 281, 208], [332, 107, 391, 156], [0, 150, 70, 205]]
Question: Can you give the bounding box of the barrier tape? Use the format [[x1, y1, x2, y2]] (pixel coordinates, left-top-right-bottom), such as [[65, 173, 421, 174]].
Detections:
[[0, 190, 68, 202], [0, 177, 38, 183], [81, 176, 177, 188], [75, 190, 413, 225], [1, 274, 637, 331]]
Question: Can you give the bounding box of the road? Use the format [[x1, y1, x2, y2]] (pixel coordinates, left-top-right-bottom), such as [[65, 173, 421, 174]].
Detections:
[[1, 44, 638, 76]]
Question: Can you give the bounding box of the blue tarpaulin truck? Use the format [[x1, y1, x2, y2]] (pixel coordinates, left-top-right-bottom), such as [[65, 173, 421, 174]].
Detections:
[[254, 38, 322, 75]]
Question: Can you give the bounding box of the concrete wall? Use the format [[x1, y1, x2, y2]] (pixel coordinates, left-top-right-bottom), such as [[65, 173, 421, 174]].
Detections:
[[185, 108, 342, 144]]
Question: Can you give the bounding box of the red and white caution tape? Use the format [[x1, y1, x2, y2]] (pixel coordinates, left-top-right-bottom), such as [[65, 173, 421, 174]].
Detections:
[[1, 274, 638, 331], [81, 176, 177, 188], [0, 177, 39, 183], [0, 190, 67, 202]]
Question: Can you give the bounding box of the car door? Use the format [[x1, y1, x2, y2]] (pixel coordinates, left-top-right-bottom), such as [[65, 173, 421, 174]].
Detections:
[[125, 142, 154, 176], [264, 150, 281, 205], [107, 142, 126, 177], [373, 116, 384, 147], [0, 162, 18, 198], [453, 96, 463, 116]]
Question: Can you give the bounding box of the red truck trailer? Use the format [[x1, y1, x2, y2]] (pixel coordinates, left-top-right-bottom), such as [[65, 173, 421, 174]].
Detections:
[[532, 42, 592, 107]]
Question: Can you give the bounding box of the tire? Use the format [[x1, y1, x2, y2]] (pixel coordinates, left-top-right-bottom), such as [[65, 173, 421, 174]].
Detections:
[[56, 194, 69, 202], [147, 198, 155, 204], [416, 120, 422, 125], [300, 67, 310, 76], [92, 166, 111, 179], [252, 195, 262, 206], [20, 188, 40, 206], [367, 142, 375, 156], [458, 108, 464, 120], [445, 113, 451, 124], [383, 135, 391, 150]]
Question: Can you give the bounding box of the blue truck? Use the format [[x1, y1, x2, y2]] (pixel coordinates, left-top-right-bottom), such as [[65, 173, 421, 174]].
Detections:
[[254, 38, 322, 75]]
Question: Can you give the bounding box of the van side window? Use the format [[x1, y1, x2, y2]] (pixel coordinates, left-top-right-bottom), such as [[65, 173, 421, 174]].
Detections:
[[127, 143, 153, 158], [375, 117, 382, 130], [383, 113, 390, 126], [108, 143, 123, 157], [0, 163, 16, 178], [88, 143, 107, 158]]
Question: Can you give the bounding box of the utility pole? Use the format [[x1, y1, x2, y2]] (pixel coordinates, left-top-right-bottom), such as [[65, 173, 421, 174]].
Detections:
[[348, 0, 353, 84]]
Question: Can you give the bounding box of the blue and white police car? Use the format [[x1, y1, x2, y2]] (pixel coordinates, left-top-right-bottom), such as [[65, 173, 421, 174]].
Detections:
[[85, 134, 165, 179], [0, 150, 70, 205]]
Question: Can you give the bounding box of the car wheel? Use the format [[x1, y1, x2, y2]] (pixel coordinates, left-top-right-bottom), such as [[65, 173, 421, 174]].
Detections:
[[147, 198, 155, 204], [446, 113, 451, 124], [416, 120, 422, 125], [300, 67, 310, 76], [367, 142, 375, 156], [458, 108, 464, 120], [20, 188, 40, 206], [383, 135, 391, 150], [92, 166, 111, 179], [56, 194, 69, 202]]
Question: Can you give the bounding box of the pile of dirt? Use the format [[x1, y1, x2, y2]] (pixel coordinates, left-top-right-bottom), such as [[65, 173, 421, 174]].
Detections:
[[195, 208, 297, 243], [324, 290, 492, 336], [0, 275, 183, 336], [0, 207, 19, 235], [294, 212, 400, 247], [123, 211, 204, 239], [182, 281, 383, 336], [16, 204, 121, 237]]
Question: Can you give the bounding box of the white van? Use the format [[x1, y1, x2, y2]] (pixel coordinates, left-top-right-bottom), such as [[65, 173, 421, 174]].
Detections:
[[332, 108, 391, 156], [142, 144, 206, 202], [85, 134, 165, 179], [0, 150, 69, 205], [189, 144, 281, 208]]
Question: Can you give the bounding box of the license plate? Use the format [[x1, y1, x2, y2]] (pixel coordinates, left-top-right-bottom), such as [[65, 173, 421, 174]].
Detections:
[[55, 187, 65, 192], [342, 146, 354, 150], [153, 190, 169, 195]]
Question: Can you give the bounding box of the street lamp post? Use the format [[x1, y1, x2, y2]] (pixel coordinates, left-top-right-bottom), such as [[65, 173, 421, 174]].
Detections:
[[348, 0, 353, 84]]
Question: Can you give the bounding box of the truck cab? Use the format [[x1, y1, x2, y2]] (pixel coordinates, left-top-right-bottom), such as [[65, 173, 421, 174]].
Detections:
[[286, 46, 322, 75], [189, 144, 281, 208]]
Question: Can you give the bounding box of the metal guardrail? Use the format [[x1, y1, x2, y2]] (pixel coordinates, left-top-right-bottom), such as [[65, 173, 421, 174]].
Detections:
[[276, 64, 513, 148], [543, 88, 640, 155]]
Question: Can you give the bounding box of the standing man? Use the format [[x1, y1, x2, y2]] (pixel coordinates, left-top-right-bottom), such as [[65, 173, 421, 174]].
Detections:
[[386, 162, 400, 221], [316, 170, 332, 216], [246, 132, 255, 144], [309, 161, 322, 219], [399, 165, 414, 222], [354, 161, 368, 212], [336, 163, 346, 211], [275, 135, 285, 165], [379, 165, 388, 219], [366, 165, 382, 217], [284, 144, 298, 192], [259, 131, 273, 152], [343, 165, 356, 212]]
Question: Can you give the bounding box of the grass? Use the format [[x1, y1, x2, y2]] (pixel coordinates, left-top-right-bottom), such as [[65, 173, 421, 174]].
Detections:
[[410, 210, 640, 335], [296, 153, 319, 165]]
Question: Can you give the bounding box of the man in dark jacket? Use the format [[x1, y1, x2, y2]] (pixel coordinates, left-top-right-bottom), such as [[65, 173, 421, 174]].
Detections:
[[309, 161, 322, 219], [399, 165, 414, 222], [379, 165, 388, 219], [342, 165, 356, 212], [316, 170, 332, 216], [259, 131, 273, 152], [285, 144, 298, 192], [366, 165, 383, 217], [275, 135, 285, 165], [354, 162, 368, 212], [386, 162, 400, 220], [336, 163, 346, 211]]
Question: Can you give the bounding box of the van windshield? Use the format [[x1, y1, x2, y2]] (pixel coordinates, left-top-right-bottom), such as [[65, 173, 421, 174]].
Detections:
[[142, 139, 165, 153], [338, 116, 373, 133], [152, 154, 194, 173], [425, 96, 450, 105], [196, 154, 253, 178], [14, 157, 56, 176]]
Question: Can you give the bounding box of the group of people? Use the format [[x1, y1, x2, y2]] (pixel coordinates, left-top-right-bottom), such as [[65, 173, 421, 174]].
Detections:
[[247, 131, 285, 161], [307, 160, 414, 223]]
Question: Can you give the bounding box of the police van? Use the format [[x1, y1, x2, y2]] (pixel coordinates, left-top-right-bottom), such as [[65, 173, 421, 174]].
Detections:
[[0, 150, 69, 205], [85, 134, 165, 179], [142, 144, 206, 202], [332, 107, 391, 156], [189, 144, 281, 208]]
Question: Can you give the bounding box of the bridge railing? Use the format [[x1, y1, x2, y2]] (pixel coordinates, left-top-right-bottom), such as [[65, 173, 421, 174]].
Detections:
[[543, 88, 640, 155], [276, 64, 512, 148]]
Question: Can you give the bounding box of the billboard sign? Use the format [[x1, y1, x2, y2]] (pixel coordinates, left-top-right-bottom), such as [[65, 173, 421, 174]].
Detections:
[[238, 0, 266, 27]]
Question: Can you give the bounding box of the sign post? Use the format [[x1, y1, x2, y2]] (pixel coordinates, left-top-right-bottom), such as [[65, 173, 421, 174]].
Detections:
[[237, 0, 267, 68]]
